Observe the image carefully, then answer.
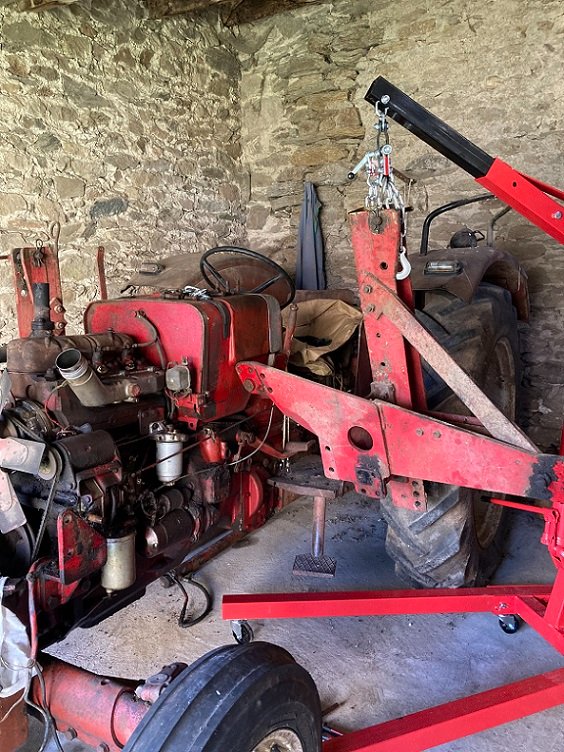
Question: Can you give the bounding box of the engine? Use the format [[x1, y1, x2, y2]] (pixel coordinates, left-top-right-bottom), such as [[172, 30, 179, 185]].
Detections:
[[0, 280, 285, 645]]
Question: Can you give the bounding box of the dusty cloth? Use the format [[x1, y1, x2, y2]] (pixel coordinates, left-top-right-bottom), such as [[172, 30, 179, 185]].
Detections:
[[283, 298, 362, 376], [296, 182, 326, 290], [0, 577, 33, 698]]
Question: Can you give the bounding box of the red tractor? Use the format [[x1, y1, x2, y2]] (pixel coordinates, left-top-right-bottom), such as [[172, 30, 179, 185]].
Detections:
[[1, 79, 564, 752]]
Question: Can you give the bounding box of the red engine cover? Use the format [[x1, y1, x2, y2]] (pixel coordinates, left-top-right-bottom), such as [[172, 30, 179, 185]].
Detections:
[[84, 295, 281, 422]]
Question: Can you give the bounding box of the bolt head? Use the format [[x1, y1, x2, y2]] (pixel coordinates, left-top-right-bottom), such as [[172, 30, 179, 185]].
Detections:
[[553, 211, 563, 220]]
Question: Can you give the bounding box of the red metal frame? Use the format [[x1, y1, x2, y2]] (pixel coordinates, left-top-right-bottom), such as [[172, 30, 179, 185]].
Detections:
[[224, 207, 564, 750], [10, 243, 67, 337], [477, 159, 564, 245]]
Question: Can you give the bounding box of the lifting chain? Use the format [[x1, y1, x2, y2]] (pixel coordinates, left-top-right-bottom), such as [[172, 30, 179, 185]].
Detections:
[[348, 95, 411, 280]]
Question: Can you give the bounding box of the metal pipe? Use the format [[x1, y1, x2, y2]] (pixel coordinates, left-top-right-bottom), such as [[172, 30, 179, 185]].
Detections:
[[312, 495, 326, 558], [283, 303, 299, 358], [56, 349, 140, 407], [30, 282, 54, 335]]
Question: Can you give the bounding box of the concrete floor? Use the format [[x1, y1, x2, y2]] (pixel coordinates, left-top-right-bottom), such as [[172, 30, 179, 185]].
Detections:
[[42, 491, 563, 752]]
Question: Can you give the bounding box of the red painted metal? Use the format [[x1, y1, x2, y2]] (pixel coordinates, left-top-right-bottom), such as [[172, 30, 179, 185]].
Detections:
[[350, 210, 425, 411], [57, 509, 107, 585], [10, 244, 66, 337], [85, 294, 276, 423], [223, 585, 549, 620], [236, 361, 564, 504], [350, 210, 426, 509], [321, 669, 564, 752], [230, 203, 564, 751], [477, 159, 564, 245], [34, 659, 150, 752]]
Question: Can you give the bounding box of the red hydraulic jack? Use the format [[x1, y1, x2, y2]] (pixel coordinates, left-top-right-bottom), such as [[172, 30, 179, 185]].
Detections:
[[224, 79, 564, 751]]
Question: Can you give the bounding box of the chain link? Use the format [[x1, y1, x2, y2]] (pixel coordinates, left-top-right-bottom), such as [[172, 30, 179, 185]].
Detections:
[[347, 96, 411, 279]]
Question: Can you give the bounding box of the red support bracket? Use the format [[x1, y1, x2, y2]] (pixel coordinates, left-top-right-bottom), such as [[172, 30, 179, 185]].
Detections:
[[9, 243, 66, 337]]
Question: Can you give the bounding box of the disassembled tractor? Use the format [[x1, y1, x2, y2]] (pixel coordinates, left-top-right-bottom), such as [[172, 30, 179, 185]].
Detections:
[[1, 78, 564, 752]]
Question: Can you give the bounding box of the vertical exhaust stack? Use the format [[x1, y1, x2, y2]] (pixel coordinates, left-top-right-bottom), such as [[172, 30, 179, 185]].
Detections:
[[30, 283, 54, 336]]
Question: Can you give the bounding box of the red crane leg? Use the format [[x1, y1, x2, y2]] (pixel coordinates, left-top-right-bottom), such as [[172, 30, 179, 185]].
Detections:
[[322, 668, 564, 752]]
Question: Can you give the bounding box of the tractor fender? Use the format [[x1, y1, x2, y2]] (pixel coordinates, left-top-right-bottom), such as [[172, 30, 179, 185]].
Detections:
[[410, 246, 530, 321]]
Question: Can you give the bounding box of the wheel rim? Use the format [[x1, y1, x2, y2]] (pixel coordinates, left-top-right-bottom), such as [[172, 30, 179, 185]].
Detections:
[[252, 729, 304, 752], [473, 336, 516, 548]]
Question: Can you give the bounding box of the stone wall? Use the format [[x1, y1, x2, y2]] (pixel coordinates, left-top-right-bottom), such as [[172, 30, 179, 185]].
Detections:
[[0, 0, 245, 332], [236, 0, 564, 450]]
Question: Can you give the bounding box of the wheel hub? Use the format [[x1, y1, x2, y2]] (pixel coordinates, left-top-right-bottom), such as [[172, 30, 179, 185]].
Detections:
[[252, 729, 304, 752]]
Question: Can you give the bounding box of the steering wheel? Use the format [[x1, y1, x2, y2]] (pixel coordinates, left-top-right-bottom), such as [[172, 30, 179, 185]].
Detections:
[[199, 246, 296, 308]]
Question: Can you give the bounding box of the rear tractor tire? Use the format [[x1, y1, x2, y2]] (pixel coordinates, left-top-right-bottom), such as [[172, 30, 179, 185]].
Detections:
[[381, 284, 520, 588]]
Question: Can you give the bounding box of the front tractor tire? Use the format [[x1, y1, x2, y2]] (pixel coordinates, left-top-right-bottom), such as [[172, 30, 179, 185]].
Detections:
[[124, 642, 321, 752], [381, 284, 520, 588]]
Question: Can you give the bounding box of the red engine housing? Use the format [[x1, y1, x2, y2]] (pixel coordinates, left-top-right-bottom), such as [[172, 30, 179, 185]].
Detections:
[[85, 294, 282, 423]]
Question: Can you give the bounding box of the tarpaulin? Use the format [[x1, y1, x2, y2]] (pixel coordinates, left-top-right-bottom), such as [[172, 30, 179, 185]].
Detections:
[[296, 182, 326, 290], [282, 298, 362, 376]]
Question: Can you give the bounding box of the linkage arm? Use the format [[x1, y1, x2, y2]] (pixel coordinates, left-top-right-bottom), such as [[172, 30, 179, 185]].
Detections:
[[237, 362, 564, 505]]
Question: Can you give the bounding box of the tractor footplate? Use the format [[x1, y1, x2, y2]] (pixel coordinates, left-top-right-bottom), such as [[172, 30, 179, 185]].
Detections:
[[293, 553, 337, 578]]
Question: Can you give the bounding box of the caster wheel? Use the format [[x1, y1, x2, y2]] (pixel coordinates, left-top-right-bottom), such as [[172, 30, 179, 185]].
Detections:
[[123, 642, 321, 752], [498, 614, 521, 634], [232, 619, 254, 644]]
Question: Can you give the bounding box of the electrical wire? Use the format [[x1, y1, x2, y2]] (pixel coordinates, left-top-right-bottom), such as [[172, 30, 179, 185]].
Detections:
[[226, 406, 274, 467], [0, 686, 25, 724], [130, 408, 271, 477], [167, 572, 213, 628], [30, 452, 63, 562], [25, 661, 65, 752]]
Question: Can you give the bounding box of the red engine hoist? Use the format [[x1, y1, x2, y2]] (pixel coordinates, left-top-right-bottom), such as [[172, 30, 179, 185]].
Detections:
[[223, 79, 564, 750]]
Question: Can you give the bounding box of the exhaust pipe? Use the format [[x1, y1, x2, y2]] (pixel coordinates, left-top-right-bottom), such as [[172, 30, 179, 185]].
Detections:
[[56, 349, 142, 407]]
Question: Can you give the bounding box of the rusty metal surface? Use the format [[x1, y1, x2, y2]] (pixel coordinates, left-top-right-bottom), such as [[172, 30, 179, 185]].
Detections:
[[268, 458, 345, 500], [6, 331, 134, 377], [10, 244, 67, 337], [57, 510, 107, 586], [410, 246, 530, 321], [236, 361, 564, 504], [0, 692, 28, 752], [366, 273, 537, 452], [34, 658, 150, 751], [349, 209, 427, 509], [97, 246, 108, 300]]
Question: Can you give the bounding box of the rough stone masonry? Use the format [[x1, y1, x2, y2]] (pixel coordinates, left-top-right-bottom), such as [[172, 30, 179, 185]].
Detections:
[[0, 0, 562, 450], [0, 0, 246, 331]]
